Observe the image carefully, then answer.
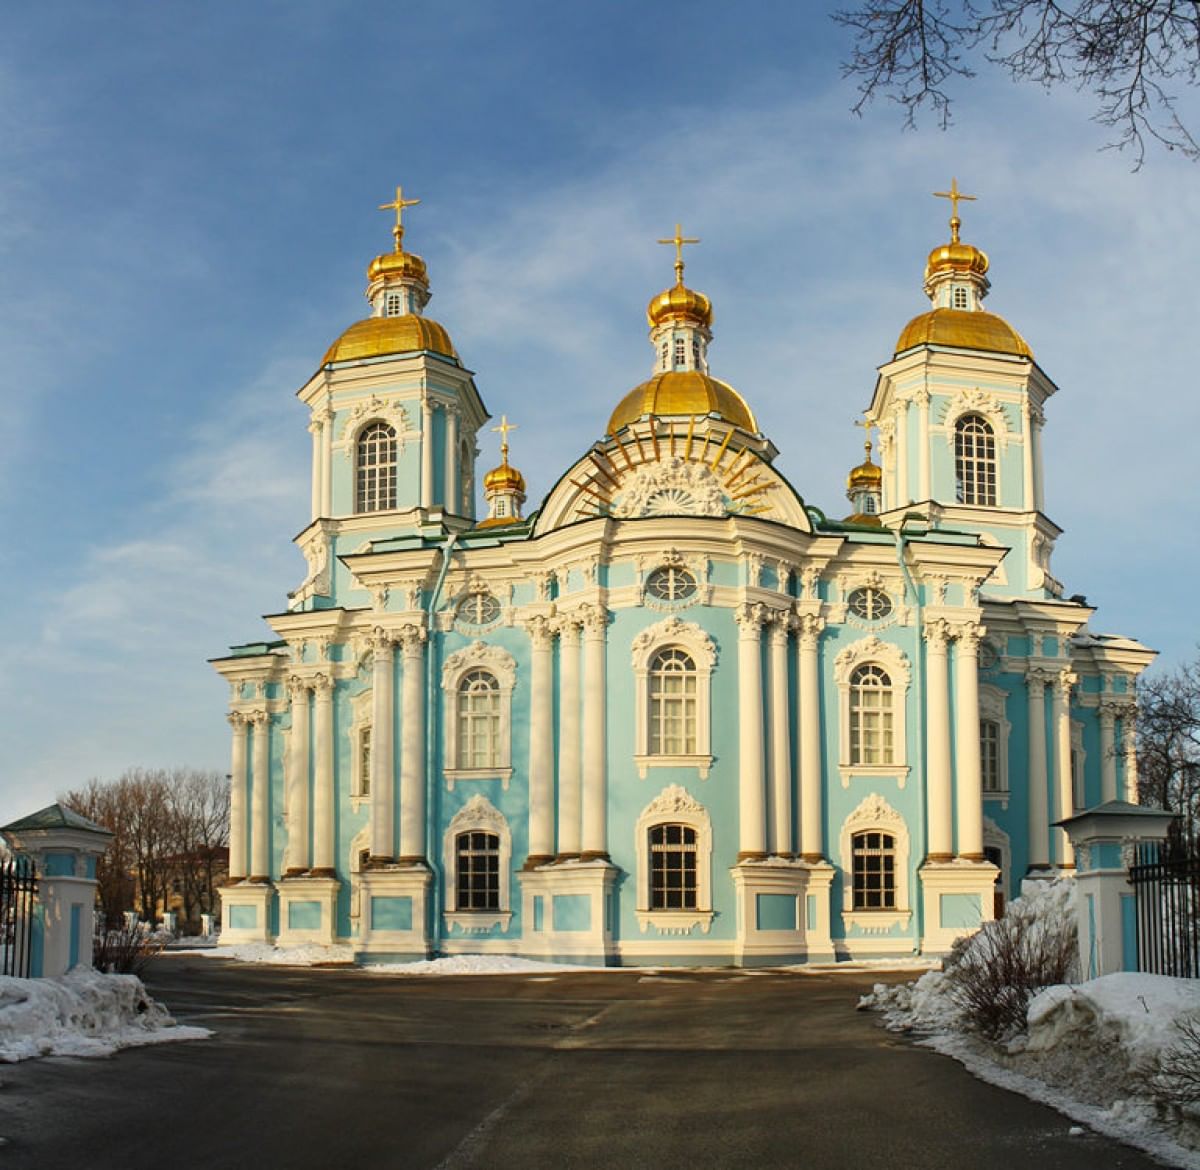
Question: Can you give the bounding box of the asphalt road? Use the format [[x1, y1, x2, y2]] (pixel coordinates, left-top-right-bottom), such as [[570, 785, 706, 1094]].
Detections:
[[0, 956, 1168, 1169]]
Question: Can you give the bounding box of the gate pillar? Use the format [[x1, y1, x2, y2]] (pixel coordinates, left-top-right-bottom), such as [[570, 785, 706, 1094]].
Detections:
[[1057, 801, 1174, 980], [2, 804, 112, 978]]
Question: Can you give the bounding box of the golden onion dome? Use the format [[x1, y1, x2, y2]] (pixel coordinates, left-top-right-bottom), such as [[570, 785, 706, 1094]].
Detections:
[[925, 240, 989, 280], [607, 370, 757, 436], [895, 308, 1032, 359], [847, 453, 883, 491], [367, 249, 429, 285], [647, 282, 713, 329], [483, 462, 526, 493], [322, 315, 457, 365]]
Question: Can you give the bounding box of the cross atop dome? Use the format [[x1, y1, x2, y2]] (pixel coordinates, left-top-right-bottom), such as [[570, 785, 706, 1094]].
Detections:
[[379, 184, 421, 252], [657, 223, 700, 286], [933, 177, 976, 244]]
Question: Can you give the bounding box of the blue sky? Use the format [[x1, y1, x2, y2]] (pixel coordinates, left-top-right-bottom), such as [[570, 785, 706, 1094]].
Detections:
[[2, 2, 1197, 824]]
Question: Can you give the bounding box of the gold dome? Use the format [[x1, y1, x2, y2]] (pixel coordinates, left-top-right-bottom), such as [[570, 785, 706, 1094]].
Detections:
[[895, 308, 1032, 359], [847, 454, 883, 491], [322, 315, 457, 365], [607, 370, 757, 435], [925, 241, 989, 280], [647, 282, 713, 329], [845, 511, 884, 528], [367, 249, 429, 285], [483, 462, 526, 493]]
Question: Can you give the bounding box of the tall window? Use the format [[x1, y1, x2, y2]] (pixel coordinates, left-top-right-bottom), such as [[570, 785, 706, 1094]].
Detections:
[[952, 286, 968, 309], [455, 831, 500, 910], [649, 648, 697, 755], [360, 726, 372, 796], [980, 719, 1001, 792], [851, 830, 896, 910], [385, 291, 403, 317], [649, 823, 698, 910], [356, 422, 398, 513], [674, 337, 686, 367], [457, 670, 500, 769], [660, 341, 669, 370], [849, 663, 893, 764], [955, 414, 997, 506]]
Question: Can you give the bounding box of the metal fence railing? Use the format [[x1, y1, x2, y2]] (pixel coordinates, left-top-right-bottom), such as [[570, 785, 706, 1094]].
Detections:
[[0, 856, 37, 978], [1129, 841, 1200, 978]]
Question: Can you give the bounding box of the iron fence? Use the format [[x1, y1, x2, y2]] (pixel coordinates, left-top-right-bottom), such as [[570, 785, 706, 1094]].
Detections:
[[1130, 841, 1200, 977], [0, 856, 37, 978]]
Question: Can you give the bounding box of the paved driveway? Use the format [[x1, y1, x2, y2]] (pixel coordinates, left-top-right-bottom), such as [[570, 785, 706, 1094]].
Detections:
[[0, 956, 1164, 1169]]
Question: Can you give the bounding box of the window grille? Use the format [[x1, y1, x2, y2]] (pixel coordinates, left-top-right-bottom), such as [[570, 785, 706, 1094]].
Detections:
[[980, 719, 1002, 792], [457, 670, 501, 768], [955, 414, 997, 506], [645, 566, 698, 602], [356, 422, 398, 513], [649, 648, 697, 755], [674, 338, 686, 366], [849, 663, 893, 764], [456, 592, 501, 627], [649, 823, 698, 910], [847, 587, 892, 622], [360, 726, 372, 796], [952, 286, 968, 309], [852, 830, 896, 909], [385, 291, 403, 317], [455, 831, 500, 910]]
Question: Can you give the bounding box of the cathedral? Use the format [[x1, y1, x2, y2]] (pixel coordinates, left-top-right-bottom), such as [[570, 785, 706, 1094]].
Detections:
[[212, 182, 1154, 965]]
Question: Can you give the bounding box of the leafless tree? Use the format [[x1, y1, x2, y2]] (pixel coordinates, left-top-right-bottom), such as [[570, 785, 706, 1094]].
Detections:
[[834, 1, 1200, 165], [1136, 655, 1200, 846]]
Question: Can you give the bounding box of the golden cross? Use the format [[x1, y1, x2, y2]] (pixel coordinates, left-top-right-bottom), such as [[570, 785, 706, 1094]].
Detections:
[[854, 416, 875, 461], [491, 414, 517, 462], [657, 222, 700, 285], [933, 177, 976, 243], [379, 185, 421, 251]]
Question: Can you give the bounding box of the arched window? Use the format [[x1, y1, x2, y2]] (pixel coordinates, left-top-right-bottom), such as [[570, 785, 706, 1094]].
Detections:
[[356, 422, 398, 513], [457, 670, 500, 770], [952, 286, 968, 309], [849, 663, 893, 765], [955, 414, 997, 506], [649, 648, 697, 756], [385, 291, 403, 317], [648, 823, 698, 910], [851, 830, 896, 910], [455, 830, 501, 910]]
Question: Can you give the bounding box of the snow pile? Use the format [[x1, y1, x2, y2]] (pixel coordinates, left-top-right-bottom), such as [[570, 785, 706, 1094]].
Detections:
[[182, 942, 356, 965], [368, 954, 612, 976], [0, 968, 209, 1062]]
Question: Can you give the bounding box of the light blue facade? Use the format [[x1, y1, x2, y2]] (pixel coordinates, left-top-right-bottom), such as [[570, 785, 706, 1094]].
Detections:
[[214, 209, 1155, 965]]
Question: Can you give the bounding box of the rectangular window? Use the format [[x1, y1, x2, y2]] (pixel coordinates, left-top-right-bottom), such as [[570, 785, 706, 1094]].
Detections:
[[649, 824, 698, 910], [980, 720, 1001, 792], [360, 726, 372, 796], [852, 831, 896, 910], [456, 831, 500, 910]]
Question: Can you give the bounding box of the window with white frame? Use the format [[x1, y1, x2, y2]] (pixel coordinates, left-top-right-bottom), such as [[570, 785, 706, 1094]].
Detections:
[[442, 642, 516, 787], [674, 337, 686, 367], [360, 726, 372, 797], [385, 291, 403, 317], [442, 794, 512, 931], [635, 785, 713, 933], [1071, 719, 1087, 810], [980, 720, 1000, 792], [660, 341, 669, 370], [645, 565, 698, 603], [955, 414, 997, 506], [835, 637, 912, 783], [347, 689, 373, 803], [631, 617, 716, 778], [356, 421, 398, 513], [978, 684, 1011, 799], [839, 793, 911, 929], [952, 286, 969, 309]]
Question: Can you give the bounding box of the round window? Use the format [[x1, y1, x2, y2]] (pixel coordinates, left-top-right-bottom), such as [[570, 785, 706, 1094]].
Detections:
[[848, 586, 893, 621], [456, 592, 501, 626], [645, 566, 698, 602]]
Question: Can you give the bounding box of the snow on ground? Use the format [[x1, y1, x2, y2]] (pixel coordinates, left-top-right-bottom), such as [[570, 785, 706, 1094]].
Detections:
[[862, 880, 1200, 1169], [0, 968, 209, 1063]]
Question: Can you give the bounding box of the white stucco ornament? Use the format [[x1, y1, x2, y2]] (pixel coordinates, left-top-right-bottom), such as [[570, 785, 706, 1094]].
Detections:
[[612, 457, 727, 518]]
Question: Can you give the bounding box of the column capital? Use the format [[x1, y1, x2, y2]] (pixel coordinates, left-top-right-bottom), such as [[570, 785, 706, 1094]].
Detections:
[[396, 622, 427, 655], [922, 617, 952, 649], [227, 710, 249, 729], [795, 612, 826, 648], [1052, 669, 1078, 698], [734, 601, 769, 634], [247, 708, 272, 727], [578, 603, 609, 636], [555, 612, 583, 642], [1025, 665, 1056, 688], [524, 613, 556, 649], [369, 625, 398, 655], [286, 675, 310, 699], [911, 386, 932, 406], [312, 672, 334, 697], [768, 610, 792, 644], [950, 620, 985, 651]]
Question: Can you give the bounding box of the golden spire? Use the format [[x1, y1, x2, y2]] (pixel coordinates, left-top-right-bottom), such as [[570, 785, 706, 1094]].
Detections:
[[933, 177, 976, 244], [491, 414, 518, 464], [657, 222, 700, 286], [379, 184, 421, 252]]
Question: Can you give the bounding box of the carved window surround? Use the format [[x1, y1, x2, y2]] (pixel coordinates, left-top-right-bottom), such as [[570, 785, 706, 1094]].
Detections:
[[441, 642, 517, 788], [838, 793, 911, 923], [834, 636, 912, 783], [634, 785, 714, 936], [441, 794, 513, 932]]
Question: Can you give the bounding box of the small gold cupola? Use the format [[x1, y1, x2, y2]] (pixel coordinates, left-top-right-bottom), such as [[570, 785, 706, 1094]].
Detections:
[[322, 185, 458, 365], [479, 415, 526, 527], [845, 427, 883, 526], [606, 225, 758, 436], [894, 179, 1032, 360]]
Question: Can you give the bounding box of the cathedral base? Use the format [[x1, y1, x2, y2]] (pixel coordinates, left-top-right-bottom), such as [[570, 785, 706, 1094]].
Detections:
[[730, 859, 837, 966], [356, 867, 433, 961], [517, 859, 617, 965], [918, 858, 999, 954], [219, 881, 275, 945], [276, 874, 342, 947]]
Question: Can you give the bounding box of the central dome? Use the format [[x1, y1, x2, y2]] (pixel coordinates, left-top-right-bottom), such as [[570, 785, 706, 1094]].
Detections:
[[607, 370, 757, 435], [322, 315, 457, 365]]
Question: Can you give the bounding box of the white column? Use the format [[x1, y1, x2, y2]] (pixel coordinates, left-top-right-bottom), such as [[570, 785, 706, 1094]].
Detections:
[[924, 620, 954, 861], [1026, 668, 1051, 869], [319, 406, 333, 517], [797, 614, 825, 861], [284, 679, 311, 875], [398, 624, 428, 863], [370, 632, 396, 862], [421, 398, 434, 510], [895, 401, 909, 504], [308, 418, 322, 521], [952, 623, 984, 860], [1099, 700, 1118, 803], [557, 618, 583, 859], [1031, 405, 1045, 513], [228, 712, 249, 880], [526, 616, 556, 865], [311, 674, 335, 875], [735, 603, 767, 860], [916, 388, 931, 501], [444, 406, 459, 514], [1021, 400, 1036, 510], [580, 606, 608, 860], [250, 710, 271, 881], [1052, 670, 1078, 867], [768, 616, 792, 856], [1121, 703, 1139, 803]]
